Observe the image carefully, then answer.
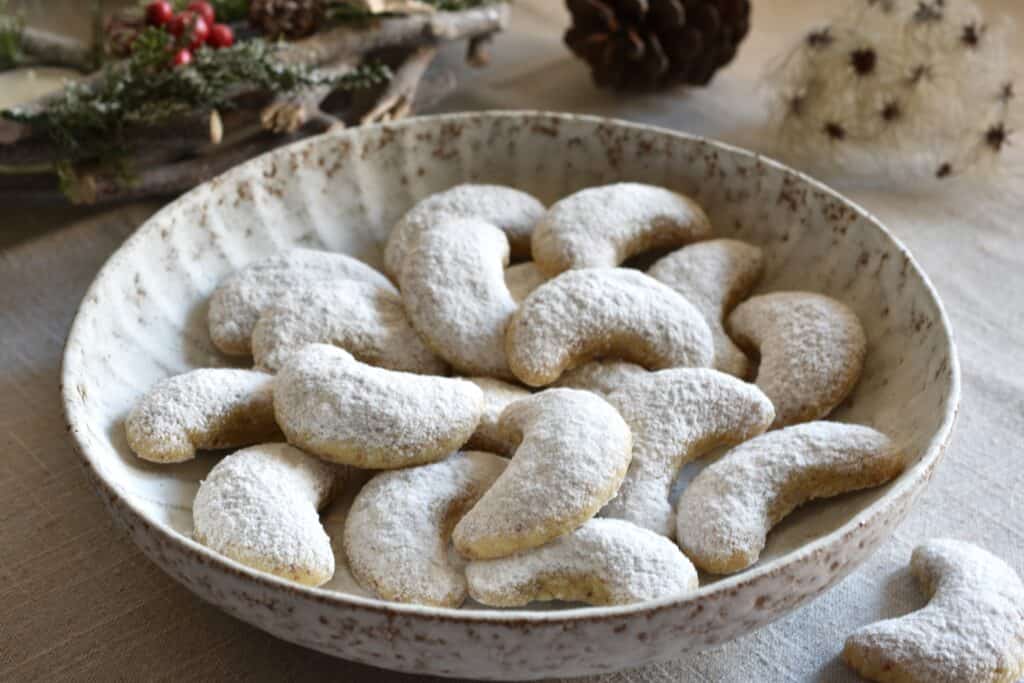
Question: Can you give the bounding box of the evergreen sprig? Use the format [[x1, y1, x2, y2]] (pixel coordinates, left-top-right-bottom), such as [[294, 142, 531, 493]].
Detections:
[[3, 27, 390, 159]]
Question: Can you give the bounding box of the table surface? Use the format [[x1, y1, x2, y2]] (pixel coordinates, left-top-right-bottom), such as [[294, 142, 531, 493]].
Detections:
[[3, 1, 1023, 681]]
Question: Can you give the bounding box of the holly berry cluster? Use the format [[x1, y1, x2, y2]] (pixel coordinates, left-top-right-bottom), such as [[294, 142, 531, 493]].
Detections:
[[144, 1, 235, 67]]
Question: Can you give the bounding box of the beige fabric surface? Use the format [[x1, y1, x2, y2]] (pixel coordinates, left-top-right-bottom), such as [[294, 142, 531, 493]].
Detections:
[[2, 1, 1023, 681]]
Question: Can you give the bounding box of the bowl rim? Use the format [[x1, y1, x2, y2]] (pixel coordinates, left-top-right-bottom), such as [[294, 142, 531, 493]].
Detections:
[[61, 109, 962, 625]]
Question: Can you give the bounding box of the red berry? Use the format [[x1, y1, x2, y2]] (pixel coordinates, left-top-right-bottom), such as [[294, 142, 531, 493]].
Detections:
[[171, 48, 193, 67], [145, 1, 175, 27], [189, 16, 210, 48], [171, 11, 210, 49], [169, 12, 189, 37], [208, 23, 235, 49], [186, 1, 216, 26]]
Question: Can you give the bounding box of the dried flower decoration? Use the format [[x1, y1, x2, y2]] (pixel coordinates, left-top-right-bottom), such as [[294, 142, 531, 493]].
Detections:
[[769, 0, 1020, 184]]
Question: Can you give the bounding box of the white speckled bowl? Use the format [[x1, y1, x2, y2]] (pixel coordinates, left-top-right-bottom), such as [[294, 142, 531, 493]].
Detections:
[[62, 111, 959, 680]]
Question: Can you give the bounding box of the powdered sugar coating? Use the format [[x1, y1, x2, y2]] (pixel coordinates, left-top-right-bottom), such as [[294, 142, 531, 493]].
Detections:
[[648, 239, 764, 378], [728, 291, 867, 428], [192, 443, 338, 586], [531, 183, 712, 276], [384, 184, 544, 279], [344, 451, 507, 607], [126, 368, 281, 463], [208, 248, 396, 355], [251, 280, 446, 374], [553, 360, 648, 398], [274, 344, 483, 469], [602, 368, 775, 537], [843, 539, 1024, 683], [466, 518, 698, 607], [506, 268, 714, 387], [677, 422, 903, 574], [505, 262, 548, 302], [452, 388, 632, 560], [465, 378, 531, 456], [400, 219, 518, 378]]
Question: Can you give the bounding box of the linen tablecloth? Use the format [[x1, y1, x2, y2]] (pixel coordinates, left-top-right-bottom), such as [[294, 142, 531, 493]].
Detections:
[[2, 1, 1022, 680]]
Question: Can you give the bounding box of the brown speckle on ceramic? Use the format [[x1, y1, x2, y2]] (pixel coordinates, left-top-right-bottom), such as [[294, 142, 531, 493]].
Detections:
[[62, 112, 959, 681]]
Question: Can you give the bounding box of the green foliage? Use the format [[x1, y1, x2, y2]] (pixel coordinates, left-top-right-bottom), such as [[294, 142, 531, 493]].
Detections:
[[3, 28, 390, 159], [0, 1, 25, 70]]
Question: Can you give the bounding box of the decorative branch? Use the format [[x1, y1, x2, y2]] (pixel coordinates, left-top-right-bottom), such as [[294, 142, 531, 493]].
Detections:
[[9, 27, 96, 71], [8, 5, 507, 112], [0, 62, 457, 205], [0, 130, 311, 205], [260, 95, 341, 134], [2, 70, 104, 120], [4, 5, 506, 146], [2, 30, 390, 161], [361, 45, 437, 124], [350, 0, 436, 13], [0, 88, 283, 166], [0, 3, 509, 204], [0, 109, 228, 166], [285, 4, 508, 67], [261, 56, 358, 134]]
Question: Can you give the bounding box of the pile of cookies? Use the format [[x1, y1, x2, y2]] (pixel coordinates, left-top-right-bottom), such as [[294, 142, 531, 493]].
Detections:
[[125, 181, 906, 609]]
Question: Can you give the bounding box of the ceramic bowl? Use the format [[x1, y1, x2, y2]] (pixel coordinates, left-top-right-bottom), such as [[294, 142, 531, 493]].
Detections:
[[62, 111, 959, 680]]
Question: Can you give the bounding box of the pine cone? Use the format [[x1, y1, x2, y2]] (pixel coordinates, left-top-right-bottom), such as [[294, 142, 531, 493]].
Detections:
[[249, 0, 326, 39], [564, 0, 751, 91]]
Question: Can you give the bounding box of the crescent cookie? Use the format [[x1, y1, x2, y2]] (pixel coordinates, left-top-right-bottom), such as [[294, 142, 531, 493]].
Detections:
[[467, 518, 699, 607], [553, 360, 648, 398], [531, 182, 712, 276], [208, 248, 395, 355], [728, 291, 867, 428], [126, 368, 281, 464], [250, 280, 446, 375], [602, 368, 775, 537], [192, 443, 339, 586], [648, 239, 764, 378], [400, 219, 518, 379], [274, 344, 483, 469], [465, 378, 531, 456], [676, 422, 903, 574], [344, 451, 507, 607], [384, 183, 544, 279], [844, 539, 1024, 683], [452, 389, 632, 560], [506, 268, 714, 387]]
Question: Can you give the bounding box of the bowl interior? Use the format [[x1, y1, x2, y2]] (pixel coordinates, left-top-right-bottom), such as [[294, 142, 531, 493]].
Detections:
[[62, 111, 956, 613]]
